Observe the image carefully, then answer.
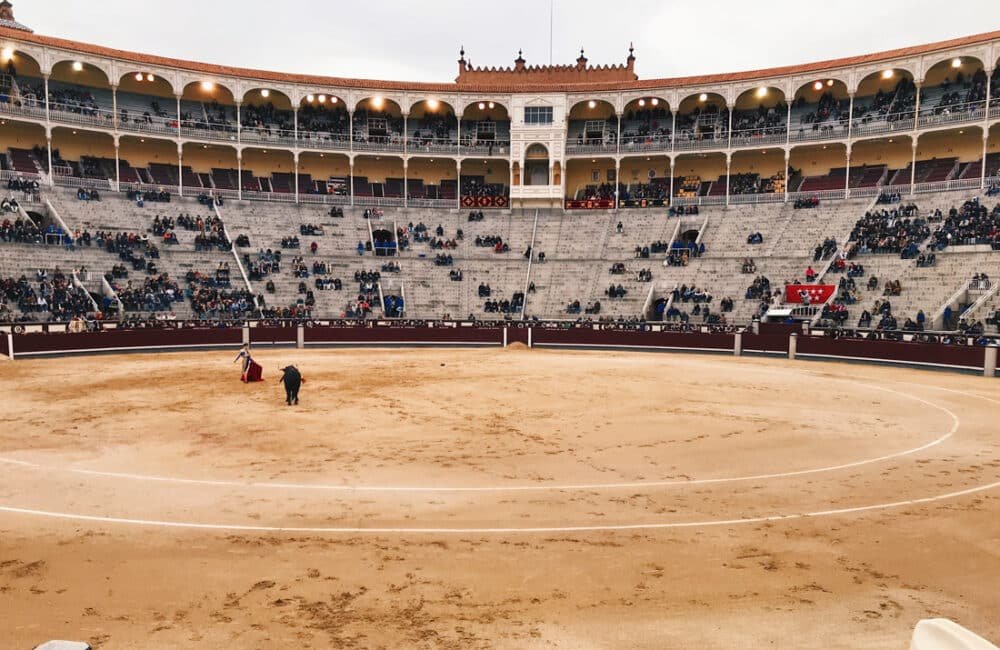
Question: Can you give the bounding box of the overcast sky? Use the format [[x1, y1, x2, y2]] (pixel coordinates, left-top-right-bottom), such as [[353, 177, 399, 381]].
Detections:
[[14, 0, 999, 83]]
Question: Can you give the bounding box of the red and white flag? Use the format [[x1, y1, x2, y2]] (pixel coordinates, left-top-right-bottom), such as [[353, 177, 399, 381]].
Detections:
[[785, 284, 835, 304]]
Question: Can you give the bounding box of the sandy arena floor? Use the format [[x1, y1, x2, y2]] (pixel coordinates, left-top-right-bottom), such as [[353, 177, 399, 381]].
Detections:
[[0, 348, 998, 648]]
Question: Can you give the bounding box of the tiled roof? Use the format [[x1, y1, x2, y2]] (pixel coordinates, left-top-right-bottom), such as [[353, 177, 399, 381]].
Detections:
[[0, 17, 30, 32], [1, 26, 998, 94]]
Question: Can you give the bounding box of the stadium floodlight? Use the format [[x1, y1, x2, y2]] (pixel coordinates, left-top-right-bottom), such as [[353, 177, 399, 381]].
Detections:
[[951, 58, 962, 68], [813, 81, 823, 91], [318, 94, 327, 103], [0, 47, 13, 61], [135, 72, 144, 82], [651, 98, 659, 106], [427, 98, 440, 110], [588, 100, 596, 109], [147, 74, 154, 82], [372, 95, 385, 109], [306, 94, 314, 102], [756, 87, 767, 98], [638, 99, 646, 107], [698, 93, 708, 102], [488, 101, 495, 109], [72, 61, 83, 72], [827, 79, 834, 86], [478, 102, 486, 110], [201, 80, 215, 91], [882, 69, 894, 79], [260, 89, 270, 98]]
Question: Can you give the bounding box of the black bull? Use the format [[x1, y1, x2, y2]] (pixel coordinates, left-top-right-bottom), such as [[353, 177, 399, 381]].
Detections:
[[280, 366, 302, 404]]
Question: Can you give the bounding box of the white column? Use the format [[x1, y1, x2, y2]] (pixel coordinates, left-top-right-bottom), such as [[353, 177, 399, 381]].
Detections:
[[670, 109, 677, 152], [403, 113, 408, 155], [456, 160, 461, 209], [846, 92, 854, 141], [669, 158, 675, 205], [616, 112, 622, 155], [114, 138, 120, 191], [845, 144, 852, 196], [725, 152, 731, 205], [175, 94, 182, 138], [785, 99, 792, 145], [456, 112, 462, 156], [236, 101, 241, 146], [111, 84, 118, 131], [348, 110, 354, 152], [983, 68, 992, 190], [177, 145, 184, 197], [726, 102, 733, 149], [788, 332, 798, 361], [45, 132, 54, 187], [913, 81, 922, 128], [293, 106, 298, 145], [733, 332, 742, 356], [293, 151, 300, 204], [982, 134, 989, 190], [985, 344, 998, 378], [909, 140, 918, 195], [614, 158, 621, 211], [43, 73, 50, 123], [237, 150, 243, 201], [403, 159, 408, 208], [783, 149, 790, 203], [349, 159, 354, 206]]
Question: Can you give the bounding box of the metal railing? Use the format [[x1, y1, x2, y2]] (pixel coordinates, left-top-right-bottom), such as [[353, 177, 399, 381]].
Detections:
[[619, 136, 671, 154], [729, 129, 787, 148], [565, 141, 617, 155], [728, 192, 785, 205], [917, 102, 986, 128], [672, 136, 728, 152], [177, 121, 239, 143], [351, 137, 405, 153], [850, 113, 916, 138], [297, 192, 350, 206], [354, 196, 405, 207], [47, 102, 116, 130], [0, 99, 46, 121], [405, 137, 458, 154], [787, 188, 848, 201], [461, 140, 511, 156], [788, 123, 849, 143], [408, 198, 459, 208], [912, 177, 984, 193], [238, 126, 297, 147], [117, 116, 179, 138], [295, 131, 352, 152]]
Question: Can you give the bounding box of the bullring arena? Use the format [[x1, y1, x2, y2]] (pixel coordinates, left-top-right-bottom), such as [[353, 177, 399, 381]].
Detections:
[[1, 328, 998, 648], [1, 1, 1000, 647]]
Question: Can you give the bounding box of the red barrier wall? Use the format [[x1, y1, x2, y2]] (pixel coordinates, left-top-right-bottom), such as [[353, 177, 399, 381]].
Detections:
[[797, 336, 986, 370], [532, 327, 734, 351], [11, 327, 242, 355], [305, 325, 504, 346], [742, 334, 791, 354], [4, 325, 992, 376], [250, 326, 297, 345]]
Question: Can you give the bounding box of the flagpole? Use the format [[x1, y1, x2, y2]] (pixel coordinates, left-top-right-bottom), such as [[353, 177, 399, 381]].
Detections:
[[549, 0, 554, 65]]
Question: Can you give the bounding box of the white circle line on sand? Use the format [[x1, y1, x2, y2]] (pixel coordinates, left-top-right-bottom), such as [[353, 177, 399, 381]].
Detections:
[[0, 380, 961, 493], [0, 479, 996, 534]]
